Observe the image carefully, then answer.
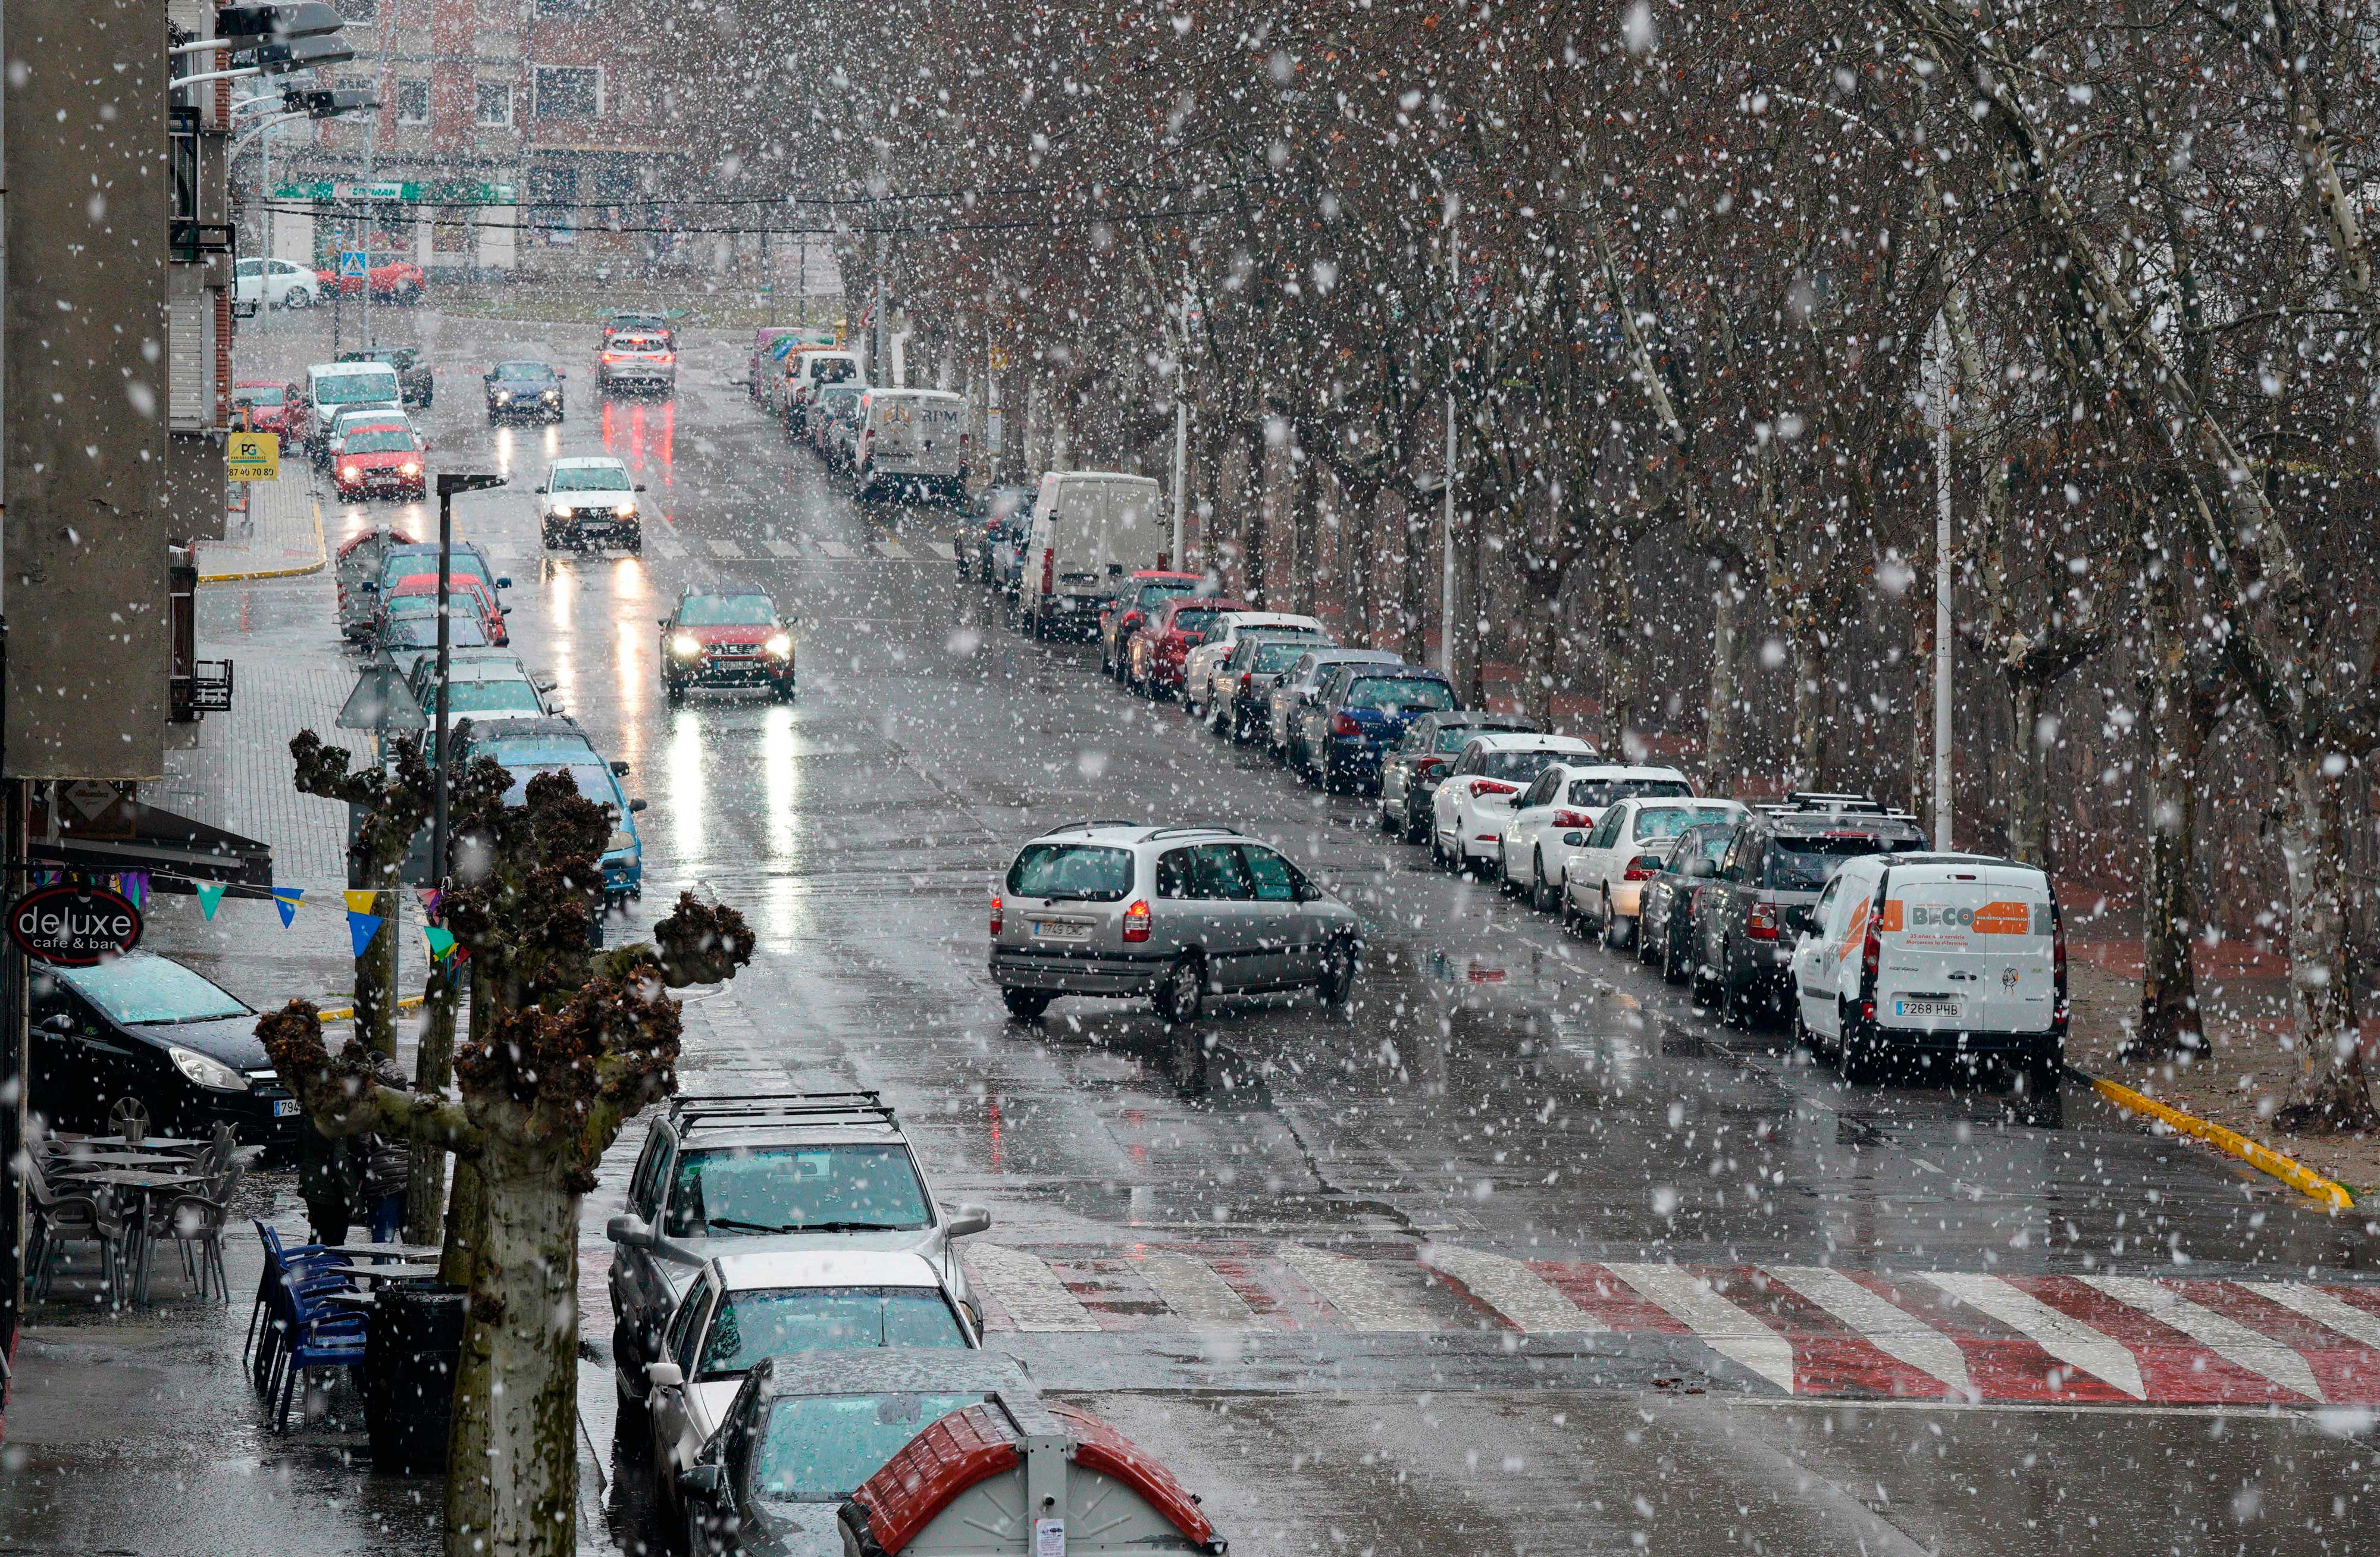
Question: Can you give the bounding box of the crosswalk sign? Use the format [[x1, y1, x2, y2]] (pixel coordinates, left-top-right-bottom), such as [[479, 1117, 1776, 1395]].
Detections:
[[339, 249, 368, 278], [227, 431, 280, 482]]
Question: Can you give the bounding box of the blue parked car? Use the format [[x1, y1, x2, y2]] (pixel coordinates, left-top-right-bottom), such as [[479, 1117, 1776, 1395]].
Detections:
[[452, 716, 647, 902], [1296, 665, 1460, 793]]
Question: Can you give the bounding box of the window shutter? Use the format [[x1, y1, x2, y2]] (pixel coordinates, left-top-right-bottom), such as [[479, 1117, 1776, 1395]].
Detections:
[[168, 293, 209, 431]]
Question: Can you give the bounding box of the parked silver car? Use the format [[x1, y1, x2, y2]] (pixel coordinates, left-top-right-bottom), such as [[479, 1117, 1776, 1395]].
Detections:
[[988, 823, 1364, 1022]]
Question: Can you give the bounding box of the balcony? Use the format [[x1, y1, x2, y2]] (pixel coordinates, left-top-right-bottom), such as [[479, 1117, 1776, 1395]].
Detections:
[[170, 659, 236, 722]]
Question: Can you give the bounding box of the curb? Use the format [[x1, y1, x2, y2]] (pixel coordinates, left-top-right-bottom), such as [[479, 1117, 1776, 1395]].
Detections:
[[315, 992, 427, 1022], [198, 494, 327, 582], [2077, 1069, 2356, 1213]]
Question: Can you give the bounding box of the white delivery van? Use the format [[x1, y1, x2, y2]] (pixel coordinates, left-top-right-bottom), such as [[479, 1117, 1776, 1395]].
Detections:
[[303, 361, 403, 456], [853, 388, 967, 503], [1018, 471, 1167, 640], [1790, 852, 2065, 1091]]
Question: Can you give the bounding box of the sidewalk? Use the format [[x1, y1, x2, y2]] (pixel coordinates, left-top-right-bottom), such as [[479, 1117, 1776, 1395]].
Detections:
[[197, 471, 325, 581]]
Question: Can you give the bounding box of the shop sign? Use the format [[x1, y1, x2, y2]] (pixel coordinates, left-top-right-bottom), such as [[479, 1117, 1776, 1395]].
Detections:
[[8, 883, 143, 966]]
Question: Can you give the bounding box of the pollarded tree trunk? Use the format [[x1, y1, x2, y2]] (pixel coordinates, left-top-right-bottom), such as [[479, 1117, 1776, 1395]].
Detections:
[[1791, 631, 1829, 789], [2276, 753, 2377, 1132], [405, 965, 461, 1244], [2003, 680, 2052, 867], [2130, 578, 2216, 1061], [1596, 541, 1637, 755], [1704, 572, 1740, 798]]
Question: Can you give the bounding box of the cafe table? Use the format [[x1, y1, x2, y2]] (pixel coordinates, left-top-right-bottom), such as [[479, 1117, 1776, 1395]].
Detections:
[[55, 1135, 206, 1151], [318, 1243, 443, 1262], [49, 1150, 196, 1170], [64, 1168, 205, 1304]]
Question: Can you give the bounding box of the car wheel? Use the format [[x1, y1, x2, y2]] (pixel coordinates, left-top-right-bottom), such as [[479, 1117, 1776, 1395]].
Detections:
[[664, 682, 685, 706], [108, 1095, 153, 1139], [1317, 936, 1361, 1008], [1720, 955, 1750, 1028], [1155, 954, 1205, 1026], [1530, 853, 1558, 914], [1662, 922, 1690, 985], [771, 681, 796, 703], [1602, 894, 1630, 951], [1559, 878, 1580, 933], [286, 286, 314, 310], [1001, 988, 1051, 1021], [1404, 806, 1429, 846], [1839, 1002, 1883, 1084], [613, 1374, 651, 1460]]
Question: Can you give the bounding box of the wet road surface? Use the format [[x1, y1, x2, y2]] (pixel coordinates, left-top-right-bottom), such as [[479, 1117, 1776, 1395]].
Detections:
[[246, 310, 2380, 1555]]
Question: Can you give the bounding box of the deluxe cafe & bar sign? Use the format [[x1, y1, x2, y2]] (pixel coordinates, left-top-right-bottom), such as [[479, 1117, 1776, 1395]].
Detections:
[[7, 882, 143, 967]]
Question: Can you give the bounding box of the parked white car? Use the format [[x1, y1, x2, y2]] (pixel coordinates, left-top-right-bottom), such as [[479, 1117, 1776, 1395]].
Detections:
[[1789, 852, 2065, 1093], [233, 256, 321, 311], [1182, 612, 1324, 716], [1559, 794, 1746, 942], [1495, 765, 1695, 909], [1430, 734, 1599, 873]]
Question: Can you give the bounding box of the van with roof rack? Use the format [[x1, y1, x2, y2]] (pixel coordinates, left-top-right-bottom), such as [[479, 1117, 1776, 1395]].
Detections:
[[989, 822, 1363, 1024], [605, 1089, 992, 1429]]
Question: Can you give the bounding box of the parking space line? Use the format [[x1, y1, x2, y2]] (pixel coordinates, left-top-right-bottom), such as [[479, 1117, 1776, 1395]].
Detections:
[[923, 541, 957, 559], [2082, 1276, 2323, 1402], [1420, 1244, 1602, 1333], [816, 540, 854, 559], [649, 529, 687, 559], [963, 1243, 1104, 1332], [1767, 1264, 1971, 1395], [1606, 1262, 1799, 1392], [1277, 1244, 1440, 1332], [1925, 1273, 2146, 1398], [1130, 1249, 1258, 1327]]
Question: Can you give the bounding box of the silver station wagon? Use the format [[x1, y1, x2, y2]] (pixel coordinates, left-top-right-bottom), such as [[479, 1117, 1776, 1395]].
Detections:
[[989, 823, 1364, 1023]]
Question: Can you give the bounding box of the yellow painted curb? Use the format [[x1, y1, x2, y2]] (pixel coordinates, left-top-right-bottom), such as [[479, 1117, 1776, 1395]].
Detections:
[[317, 992, 428, 1022], [198, 494, 327, 582], [2081, 1070, 2355, 1213]]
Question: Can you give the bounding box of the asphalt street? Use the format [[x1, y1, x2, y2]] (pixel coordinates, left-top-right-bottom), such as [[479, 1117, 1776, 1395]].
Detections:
[[228, 306, 2380, 1556]]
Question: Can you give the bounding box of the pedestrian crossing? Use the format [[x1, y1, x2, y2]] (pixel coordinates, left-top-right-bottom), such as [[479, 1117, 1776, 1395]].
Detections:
[[959, 1240, 2380, 1406]]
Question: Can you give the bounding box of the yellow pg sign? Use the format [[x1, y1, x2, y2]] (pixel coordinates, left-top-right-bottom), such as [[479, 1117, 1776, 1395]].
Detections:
[[227, 431, 280, 482]]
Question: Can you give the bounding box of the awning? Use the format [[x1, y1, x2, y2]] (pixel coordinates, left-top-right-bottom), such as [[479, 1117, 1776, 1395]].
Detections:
[[29, 801, 274, 896]]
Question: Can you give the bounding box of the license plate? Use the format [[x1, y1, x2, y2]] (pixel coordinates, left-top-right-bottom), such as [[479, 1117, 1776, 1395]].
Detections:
[[273, 1099, 300, 1117], [1895, 999, 1962, 1019], [1031, 920, 1091, 942]]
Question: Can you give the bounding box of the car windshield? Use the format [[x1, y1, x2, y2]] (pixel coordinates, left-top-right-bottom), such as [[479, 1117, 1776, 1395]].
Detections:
[[1170, 609, 1225, 635], [390, 616, 490, 649], [612, 335, 667, 352], [317, 371, 399, 404], [1345, 676, 1452, 713], [697, 1288, 968, 1376], [481, 737, 600, 768], [384, 553, 493, 588], [1631, 804, 1738, 841], [1567, 778, 1693, 809], [1138, 582, 1195, 610], [662, 1144, 931, 1237], [678, 596, 775, 626], [810, 358, 859, 383], [233, 386, 284, 406], [1480, 750, 1561, 782], [1767, 835, 1913, 891], [493, 362, 553, 381], [1007, 842, 1133, 902], [1251, 641, 1310, 673], [343, 430, 416, 455], [496, 763, 622, 814], [443, 680, 543, 715], [821, 387, 862, 407], [55, 955, 248, 1025], [551, 466, 631, 492], [752, 1392, 993, 1505]]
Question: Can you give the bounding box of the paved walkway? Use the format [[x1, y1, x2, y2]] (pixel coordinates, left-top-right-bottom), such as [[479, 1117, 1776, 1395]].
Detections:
[[196, 471, 325, 581]]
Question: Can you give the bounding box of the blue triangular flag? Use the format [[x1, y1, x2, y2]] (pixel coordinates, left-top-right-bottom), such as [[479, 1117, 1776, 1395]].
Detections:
[[347, 911, 385, 958], [272, 887, 304, 927], [195, 882, 226, 920]]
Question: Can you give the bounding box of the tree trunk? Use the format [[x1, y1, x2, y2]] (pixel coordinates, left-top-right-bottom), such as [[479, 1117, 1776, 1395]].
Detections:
[[1598, 544, 1636, 754], [1241, 431, 1268, 607], [354, 879, 400, 1061], [2133, 751, 2205, 1060], [1400, 491, 1429, 663], [2003, 679, 2052, 867], [406, 964, 462, 1245], [1519, 583, 1559, 730], [1790, 632, 1828, 788], [443, 1142, 581, 1557], [2276, 753, 2377, 1132], [1704, 574, 1739, 797]]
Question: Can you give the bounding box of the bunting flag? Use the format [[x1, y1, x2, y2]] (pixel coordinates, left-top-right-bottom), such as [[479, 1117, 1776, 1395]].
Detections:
[[345, 889, 380, 915], [195, 882, 227, 920], [416, 887, 443, 921], [423, 926, 457, 963], [348, 911, 386, 958], [271, 886, 305, 926]]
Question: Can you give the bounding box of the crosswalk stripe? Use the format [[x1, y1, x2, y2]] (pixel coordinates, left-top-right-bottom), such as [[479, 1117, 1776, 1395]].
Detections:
[[1420, 1245, 1601, 1333], [1606, 1262, 1797, 1393], [1925, 1273, 2145, 1398], [1130, 1249, 1257, 1327], [1278, 1245, 1439, 1332], [649, 529, 687, 558], [872, 540, 910, 558], [707, 538, 746, 559], [2263, 1283, 2380, 1352], [2082, 1276, 2322, 1402], [923, 540, 957, 559], [1766, 1265, 1971, 1396], [817, 540, 853, 559], [964, 1243, 1102, 1333], [763, 537, 800, 558]]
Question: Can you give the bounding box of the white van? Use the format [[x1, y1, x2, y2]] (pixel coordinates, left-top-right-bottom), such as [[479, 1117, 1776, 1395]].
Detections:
[[1018, 471, 1167, 640], [1790, 852, 2065, 1089], [303, 361, 402, 456], [785, 350, 864, 435], [853, 389, 967, 503]]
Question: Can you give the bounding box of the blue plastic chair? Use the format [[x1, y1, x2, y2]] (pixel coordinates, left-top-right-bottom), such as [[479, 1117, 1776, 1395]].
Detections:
[[269, 1281, 369, 1432], [248, 1222, 349, 1397]]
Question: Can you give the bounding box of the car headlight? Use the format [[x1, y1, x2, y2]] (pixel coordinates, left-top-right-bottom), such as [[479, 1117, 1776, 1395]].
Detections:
[[170, 1045, 248, 1092], [542, 389, 559, 400], [495, 390, 512, 402], [764, 633, 792, 657], [340, 466, 361, 481], [671, 634, 701, 656], [607, 829, 636, 853], [613, 503, 637, 518], [400, 461, 421, 476], [550, 501, 572, 518]]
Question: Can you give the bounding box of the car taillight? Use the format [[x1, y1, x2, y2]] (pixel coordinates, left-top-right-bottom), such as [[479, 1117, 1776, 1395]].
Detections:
[[989, 895, 1003, 936], [1747, 899, 1780, 941], [1240, 671, 1254, 688], [602, 352, 622, 362], [1041, 550, 1054, 597], [1331, 712, 1361, 736], [1551, 809, 1593, 828], [1473, 780, 1518, 797], [1414, 757, 1446, 777], [1122, 899, 1151, 942], [1861, 911, 1882, 996], [1622, 856, 1658, 882]]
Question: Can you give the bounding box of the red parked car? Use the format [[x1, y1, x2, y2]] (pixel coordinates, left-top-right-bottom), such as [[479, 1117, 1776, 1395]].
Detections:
[[1100, 571, 1203, 680], [230, 381, 293, 434], [330, 421, 428, 502], [316, 253, 428, 304], [1128, 595, 1247, 700]]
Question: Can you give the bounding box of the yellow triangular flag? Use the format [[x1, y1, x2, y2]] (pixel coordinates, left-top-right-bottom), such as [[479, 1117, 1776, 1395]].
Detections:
[[345, 889, 379, 914]]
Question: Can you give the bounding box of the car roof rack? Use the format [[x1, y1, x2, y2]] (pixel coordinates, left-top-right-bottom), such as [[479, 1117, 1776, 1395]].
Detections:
[[668, 1091, 898, 1133], [1137, 824, 1242, 842], [1045, 819, 1139, 835], [1758, 791, 1922, 825]]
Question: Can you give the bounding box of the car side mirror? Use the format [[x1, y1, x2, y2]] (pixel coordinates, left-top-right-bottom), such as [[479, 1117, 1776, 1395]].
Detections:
[[496, 577, 513, 590], [943, 1203, 992, 1239], [359, 581, 380, 593], [678, 1464, 724, 1502], [629, 798, 649, 814], [611, 760, 631, 776], [39, 1013, 76, 1035], [534, 485, 548, 495], [556, 371, 568, 379], [644, 1361, 683, 1391], [635, 484, 647, 493], [606, 1213, 652, 1249]]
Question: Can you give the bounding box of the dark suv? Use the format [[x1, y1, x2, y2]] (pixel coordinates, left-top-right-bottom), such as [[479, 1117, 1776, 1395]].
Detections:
[[1377, 712, 1537, 842], [1688, 793, 1926, 1025]]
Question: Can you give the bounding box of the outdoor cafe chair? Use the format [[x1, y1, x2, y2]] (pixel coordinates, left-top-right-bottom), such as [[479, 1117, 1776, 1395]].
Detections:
[[143, 1162, 245, 1303], [267, 1274, 370, 1433], [26, 1158, 124, 1305]]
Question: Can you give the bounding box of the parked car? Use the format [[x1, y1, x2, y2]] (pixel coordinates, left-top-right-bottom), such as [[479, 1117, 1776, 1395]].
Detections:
[[346, 538, 508, 644], [232, 255, 321, 311], [1790, 852, 2066, 1092], [1638, 822, 1739, 983], [453, 715, 647, 901], [320, 405, 415, 472], [485, 359, 565, 422], [678, 1350, 1035, 1557], [381, 610, 493, 677], [854, 389, 967, 504], [1494, 765, 1696, 909], [1295, 663, 1454, 792], [641, 1249, 981, 1524], [230, 380, 294, 434], [1016, 472, 1167, 638], [597, 331, 678, 395], [746, 327, 804, 402], [1429, 734, 1599, 873], [607, 1090, 991, 1432], [783, 350, 863, 437], [315, 252, 427, 303], [29, 952, 299, 1148], [956, 484, 1036, 582], [1128, 596, 1247, 700], [988, 823, 1363, 1023], [298, 362, 402, 458], [1269, 648, 1399, 765], [1559, 795, 1746, 941], [1689, 792, 1927, 1026], [1211, 634, 1323, 744], [404, 649, 556, 720], [330, 421, 429, 502], [1376, 712, 1539, 843], [336, 346, 433, 407], [378, 572, 508, 647], [810, 383, 866, 467], [537, 456, 645, 552], [660, 588, 797, 704], [1180, 612, 1325, 715], [1101, 572, 1202, 678]]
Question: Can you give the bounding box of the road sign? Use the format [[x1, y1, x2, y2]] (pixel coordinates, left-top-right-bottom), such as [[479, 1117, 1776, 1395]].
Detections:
[[227, 431, 280, 482], [8, 883, 143, 967], [339, 249, 368, 278], [337, 651, 428, 735], [988, 347, 1011, 371]]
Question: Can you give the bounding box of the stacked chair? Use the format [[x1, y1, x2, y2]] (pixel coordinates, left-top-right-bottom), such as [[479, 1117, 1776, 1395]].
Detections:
[[247, 1221, 369, 1432]]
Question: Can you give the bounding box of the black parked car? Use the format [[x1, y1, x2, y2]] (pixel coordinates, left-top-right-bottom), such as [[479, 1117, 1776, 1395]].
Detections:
[[1688, 793, 1926, 1025], [1376, 712, 1538, 842], [29, 952, 299, 1149], [337, 346, 433, 408], [485, 359, 565, 423], [1639, 822, 1737, 982]]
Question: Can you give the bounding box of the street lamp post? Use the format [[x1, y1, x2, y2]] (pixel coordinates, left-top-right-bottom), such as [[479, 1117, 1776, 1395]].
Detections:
[[430, 474, 508, 882]]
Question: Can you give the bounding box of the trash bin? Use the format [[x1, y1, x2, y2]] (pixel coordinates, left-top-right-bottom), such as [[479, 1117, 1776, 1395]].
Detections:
[[365, 1280, 466, 1474]]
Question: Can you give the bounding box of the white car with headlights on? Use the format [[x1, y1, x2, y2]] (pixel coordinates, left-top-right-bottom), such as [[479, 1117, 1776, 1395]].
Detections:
[[537, 455, 644, 552]]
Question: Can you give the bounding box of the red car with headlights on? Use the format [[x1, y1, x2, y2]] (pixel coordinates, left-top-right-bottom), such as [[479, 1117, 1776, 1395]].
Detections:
[[660, 588, 796, 704], [332, 422, 428, 502], [1128, 594, 1245, 700]]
